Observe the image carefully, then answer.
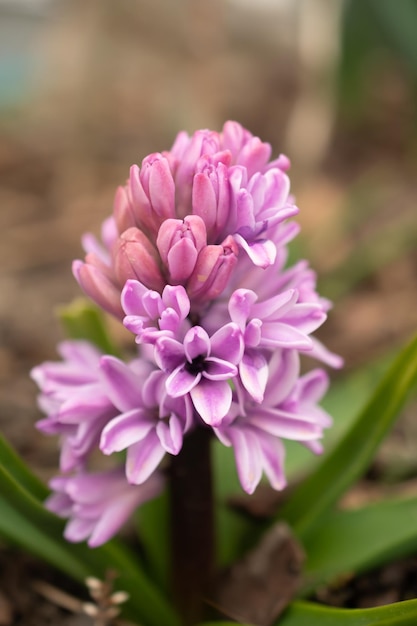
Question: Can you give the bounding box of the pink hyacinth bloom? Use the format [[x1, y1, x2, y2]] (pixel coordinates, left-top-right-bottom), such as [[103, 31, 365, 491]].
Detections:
[[74, 121, 301, 315], [31, 341, 118, 472], [122, 280, 191, 344], [113, 227, 165, 292], [156, 215, 207, 284], [46, 468, 163, 547], [214, 350, 332, 494], [186, 235, 239, 307], [33, 120, 342, 527], [154, 324, 243, 426], [99, 356, 193, 484]]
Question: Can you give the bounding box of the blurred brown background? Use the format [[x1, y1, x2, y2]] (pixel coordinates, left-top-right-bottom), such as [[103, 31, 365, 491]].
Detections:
[[1, 0, 417, 468]]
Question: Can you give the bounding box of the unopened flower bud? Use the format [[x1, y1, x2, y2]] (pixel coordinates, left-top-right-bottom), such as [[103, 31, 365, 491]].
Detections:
[[113, 184, 138, 234], [72, 257, 123, 318], [156, 215, 207, 283], [113, 227, 165, 292], [187, 235, 238, 304], [129, 154, 175, 237], [192, 159, 231, 242]]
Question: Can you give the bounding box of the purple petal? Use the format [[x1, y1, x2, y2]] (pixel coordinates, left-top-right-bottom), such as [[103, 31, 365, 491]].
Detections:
[[309, 337, 344, 369], [258, 433, 286, 491], [183, 326, 210, 362], [203, 357, 238, 381], [154, 337, 185, 371], [156, 414, 184, 454], [88, 489, 140, 547], [100, 409, 154, 454], [228, 289, 258, 330], [234, 234, 276, 268], [126, 433, 166, 484], [264, 350, 300, 407], [190, 378, 232, 426], [121, 280, 148, 316], [252, 289, 297, 320], [260, 322, 313, 350], [167, 238, 198, 282], [192, 171, 218, 235], [229, 427, 263, 494], [58, 385, 111, 423], [210, 322, 244, 364], [248, 408, 322, 440], [166, 364, 200, 397], [162, 285, 190, 320], [100, 356, 143, 412], [239, 350, 268, 403], [64, 518, 95, 543], [297, 369, 329, 404]]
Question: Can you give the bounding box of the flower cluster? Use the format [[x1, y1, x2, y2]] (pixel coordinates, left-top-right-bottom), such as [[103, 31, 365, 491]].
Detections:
[[32, 121, 341, 546]]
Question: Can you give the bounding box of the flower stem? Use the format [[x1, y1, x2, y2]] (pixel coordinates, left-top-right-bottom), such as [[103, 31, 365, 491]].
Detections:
[[168, 426, 214, 625]]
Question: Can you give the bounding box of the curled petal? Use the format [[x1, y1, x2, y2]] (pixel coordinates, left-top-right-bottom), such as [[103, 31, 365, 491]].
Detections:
[[233, 233, 276, 268], [156, 414, 184, 455], [184, 326, 210, 362], [166, 364, 200, 397], [100, 409, 154, 454]]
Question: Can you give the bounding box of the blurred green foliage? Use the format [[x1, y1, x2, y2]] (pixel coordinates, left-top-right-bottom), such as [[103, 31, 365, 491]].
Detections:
[[339, 0, 417, 115]]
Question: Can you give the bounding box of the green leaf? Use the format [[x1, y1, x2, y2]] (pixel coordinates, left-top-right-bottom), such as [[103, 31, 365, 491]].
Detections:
[[198, 623, 249, 626], [0, 433, 48, 501], [0, 443, 179, 626], [303, 496, 417, 595], [137, 489, 170, 592], [280, 333, 417, 540], [0, 495, 89, 579], [369, 0, 417, 76], [277, 599, 417, 626], [57, 298, 120, 355]]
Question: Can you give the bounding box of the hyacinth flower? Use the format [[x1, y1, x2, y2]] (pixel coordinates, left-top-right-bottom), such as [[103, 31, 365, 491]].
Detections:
[[46, 468, 163, 547], [29, 121, 347, 626], [99, 357, 193, 484], [214, 350, 332, 494], [31, 340, 118, 472], [73, 121, 299, 318]]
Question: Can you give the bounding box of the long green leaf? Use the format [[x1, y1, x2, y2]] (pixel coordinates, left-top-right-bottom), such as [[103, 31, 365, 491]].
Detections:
[[303, 496, 417, 595], [0, 449, 179, 626], [280, 333, 417, 540], [277, 599, 417, 626], [0, 495, 89, 579], [369, 0, 417, 75], [198, 623, 248, 626], [0, 433, 48, 500]]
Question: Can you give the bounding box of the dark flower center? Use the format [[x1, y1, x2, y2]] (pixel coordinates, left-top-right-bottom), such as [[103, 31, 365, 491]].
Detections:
[[185, 354, 206, 376]]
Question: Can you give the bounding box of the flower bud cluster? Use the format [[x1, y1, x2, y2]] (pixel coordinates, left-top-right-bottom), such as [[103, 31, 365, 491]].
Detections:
[[32, 122, 342, 545]]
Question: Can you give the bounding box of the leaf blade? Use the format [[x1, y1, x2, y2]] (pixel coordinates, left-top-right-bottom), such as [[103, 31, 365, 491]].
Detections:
[[280, 333, 417, 540]]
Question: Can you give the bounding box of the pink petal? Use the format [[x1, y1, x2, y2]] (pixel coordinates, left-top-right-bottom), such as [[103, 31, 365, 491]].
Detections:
[[100, 410, 154, 454], [184, 327, 210, 362], [190, 378, 232, 426], [100, 356, 143, 412], [166, 365, 200, 397], [239, 351, 268, 403], [126, 433, 166, 484], [233, 234, 276, 268]]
